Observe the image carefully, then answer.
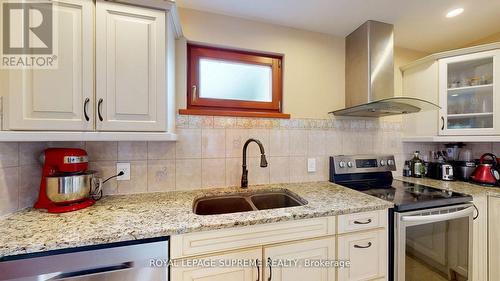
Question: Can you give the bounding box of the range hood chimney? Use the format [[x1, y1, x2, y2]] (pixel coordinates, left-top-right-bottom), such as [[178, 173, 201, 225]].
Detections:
[[330, 20, 439, 117]]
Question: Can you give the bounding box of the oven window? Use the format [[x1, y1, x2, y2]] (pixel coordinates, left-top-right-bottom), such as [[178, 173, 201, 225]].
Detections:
[[405, 217, 469, 281]]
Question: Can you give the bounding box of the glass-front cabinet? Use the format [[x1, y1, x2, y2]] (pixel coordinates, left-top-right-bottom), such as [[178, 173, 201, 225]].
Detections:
[[439, 50, 500, 135]]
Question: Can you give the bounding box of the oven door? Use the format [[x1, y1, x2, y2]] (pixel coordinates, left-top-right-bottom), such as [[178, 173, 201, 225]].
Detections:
[[395, 204, 473, 281]]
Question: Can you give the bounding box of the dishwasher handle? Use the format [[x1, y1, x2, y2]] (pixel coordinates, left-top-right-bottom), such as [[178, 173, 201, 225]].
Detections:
[[49, 262, 134, 280], [401, 206, 473, 223]]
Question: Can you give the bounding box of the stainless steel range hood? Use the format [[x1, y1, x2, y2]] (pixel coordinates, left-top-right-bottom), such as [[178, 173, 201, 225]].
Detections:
[[330, 20, 439, 117]]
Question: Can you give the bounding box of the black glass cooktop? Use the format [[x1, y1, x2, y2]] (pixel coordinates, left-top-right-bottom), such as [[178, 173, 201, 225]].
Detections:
[[341, 179, 472, 212]]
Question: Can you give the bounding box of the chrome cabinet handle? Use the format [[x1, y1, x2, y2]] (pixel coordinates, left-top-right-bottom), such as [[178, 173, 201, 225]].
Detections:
[[256, 259, 260, 281], [98, 98, 104, 122], [267, 257, 272, 281], [441, 116, 445, 130], [354, 242, 372, 249], [473, 204, 479, 220], [83, 98, 90, 122], [353, 218, 372, 224]]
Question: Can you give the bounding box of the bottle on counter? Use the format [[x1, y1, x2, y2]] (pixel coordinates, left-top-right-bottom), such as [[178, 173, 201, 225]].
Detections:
[[403, 160, 412, 177], [410, 151, 424, 178]]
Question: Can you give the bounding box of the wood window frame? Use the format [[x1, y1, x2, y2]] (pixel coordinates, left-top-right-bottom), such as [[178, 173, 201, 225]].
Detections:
[[179, 43, 290, 119]]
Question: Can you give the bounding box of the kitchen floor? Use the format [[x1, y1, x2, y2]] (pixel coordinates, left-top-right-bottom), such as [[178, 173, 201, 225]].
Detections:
[[405, 256, 448, 281]]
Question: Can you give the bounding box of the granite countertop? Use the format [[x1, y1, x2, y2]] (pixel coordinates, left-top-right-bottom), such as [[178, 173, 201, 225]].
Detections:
[[394, 176, 500, 197], [0, 182, 393, 259]]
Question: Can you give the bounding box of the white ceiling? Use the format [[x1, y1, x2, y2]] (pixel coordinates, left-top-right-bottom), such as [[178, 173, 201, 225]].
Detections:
[[176, 0, 500, 53]]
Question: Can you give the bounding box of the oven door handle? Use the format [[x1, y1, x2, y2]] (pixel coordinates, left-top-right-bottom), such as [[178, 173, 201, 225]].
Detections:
[[401, 206, 474, 223]]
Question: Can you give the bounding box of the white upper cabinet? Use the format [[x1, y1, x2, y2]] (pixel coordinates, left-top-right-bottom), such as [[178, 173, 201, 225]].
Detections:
[[401, 60, 439, 138], [95, 1, 167, 132], [5, 0, 94, 131], [438, 50, 500, 135], [2, 0, 179, 139]]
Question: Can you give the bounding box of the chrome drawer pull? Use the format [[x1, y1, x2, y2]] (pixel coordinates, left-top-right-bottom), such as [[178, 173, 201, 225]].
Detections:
[[354, 242, 372, 249], [267, 257, 272, 281], [83, 97, 90, 121], [256, 259, 260, 281], [97, 98, 104, 122], [353, 219, 372, 224]]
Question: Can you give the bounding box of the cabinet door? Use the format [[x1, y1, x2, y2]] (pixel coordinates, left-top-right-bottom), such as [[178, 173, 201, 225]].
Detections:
[[170, 248, 261, 281], [95, 1, 166, 132], [401, 60, 439, 138], [472, 196, 488, 281], [5, 0, 93, 131], [337, 229, 387, 281], [438, 50, 500, 135], [489, 196, 500, 281], [263, 238, 336, 281]]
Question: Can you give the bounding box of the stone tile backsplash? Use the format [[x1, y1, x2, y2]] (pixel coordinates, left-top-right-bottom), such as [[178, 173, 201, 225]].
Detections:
[[0, 115, 437, 216]]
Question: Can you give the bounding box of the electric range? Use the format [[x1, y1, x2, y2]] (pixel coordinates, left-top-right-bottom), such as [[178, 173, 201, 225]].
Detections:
[[329, 155, 474, 281]]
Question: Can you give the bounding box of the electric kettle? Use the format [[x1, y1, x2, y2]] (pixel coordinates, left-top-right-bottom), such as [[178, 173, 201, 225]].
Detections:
[[470, 153, 500, 186]]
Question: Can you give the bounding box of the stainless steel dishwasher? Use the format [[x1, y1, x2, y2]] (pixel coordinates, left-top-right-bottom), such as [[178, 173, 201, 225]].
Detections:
[[0, 237, 169, 281]]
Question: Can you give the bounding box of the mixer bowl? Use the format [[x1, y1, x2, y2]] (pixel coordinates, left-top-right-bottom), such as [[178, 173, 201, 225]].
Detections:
[[46, 171, 99, 203]]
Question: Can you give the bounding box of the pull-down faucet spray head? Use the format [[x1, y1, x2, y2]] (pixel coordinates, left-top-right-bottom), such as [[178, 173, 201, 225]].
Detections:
[[241, 138, 267, 188]]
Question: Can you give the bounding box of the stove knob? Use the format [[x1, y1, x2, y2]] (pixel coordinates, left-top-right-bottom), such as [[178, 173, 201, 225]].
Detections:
[[380, 160, 386, 166], [347, 161, 353, 168], [339, 161, 346, 168], [388, 159, 395, 166]]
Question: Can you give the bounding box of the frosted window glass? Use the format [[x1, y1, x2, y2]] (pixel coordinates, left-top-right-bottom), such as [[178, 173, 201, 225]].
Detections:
[[199, 58, 272, 102]]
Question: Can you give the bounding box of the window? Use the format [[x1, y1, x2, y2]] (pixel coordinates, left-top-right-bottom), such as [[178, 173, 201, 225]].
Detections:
[[179, 43, 289, 118]]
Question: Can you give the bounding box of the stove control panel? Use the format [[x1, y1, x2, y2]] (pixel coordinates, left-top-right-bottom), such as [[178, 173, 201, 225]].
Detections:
[[330, 154, 396, 174]]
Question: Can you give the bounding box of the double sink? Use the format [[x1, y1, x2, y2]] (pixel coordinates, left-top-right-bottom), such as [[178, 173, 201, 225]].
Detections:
[[193, 189, 307, 215]]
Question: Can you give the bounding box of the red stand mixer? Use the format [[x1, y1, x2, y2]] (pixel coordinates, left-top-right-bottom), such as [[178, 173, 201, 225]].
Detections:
[[35, 148, 102, 213]]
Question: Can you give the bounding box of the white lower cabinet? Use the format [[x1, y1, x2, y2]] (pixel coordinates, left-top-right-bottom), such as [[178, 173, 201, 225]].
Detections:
[[170, 248, 261, 281], [170, 211, 388, 281], [264, 238, 336, 281], [489, 196, 500, 281], [337, 229, 387, 281], [472, 196, 488, 281]]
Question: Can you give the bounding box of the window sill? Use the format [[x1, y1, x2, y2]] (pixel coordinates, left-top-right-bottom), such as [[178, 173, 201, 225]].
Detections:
[[179, 109, 290, 119]]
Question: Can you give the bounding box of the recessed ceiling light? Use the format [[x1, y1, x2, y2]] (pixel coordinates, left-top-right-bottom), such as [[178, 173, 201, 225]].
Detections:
[[446, 8, 464, 18]]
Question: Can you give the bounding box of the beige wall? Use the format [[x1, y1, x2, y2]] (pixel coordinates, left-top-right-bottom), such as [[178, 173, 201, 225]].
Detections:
[[176, 8, 428, 119], [176, 8, 345, 119]]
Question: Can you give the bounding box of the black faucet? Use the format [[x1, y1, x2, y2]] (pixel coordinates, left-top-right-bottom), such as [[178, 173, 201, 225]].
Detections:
[[241, 138, 268, 188]]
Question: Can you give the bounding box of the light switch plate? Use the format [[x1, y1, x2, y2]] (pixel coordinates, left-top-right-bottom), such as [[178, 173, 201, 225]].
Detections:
[[116, 163, 131, 181], [307, 158, 316, 173]]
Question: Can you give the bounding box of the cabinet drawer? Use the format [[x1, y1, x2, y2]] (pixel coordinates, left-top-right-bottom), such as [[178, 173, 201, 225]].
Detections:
[[337, 229, 387, 281], [337, 210, 386, 234], [171, 217, 335, 259]]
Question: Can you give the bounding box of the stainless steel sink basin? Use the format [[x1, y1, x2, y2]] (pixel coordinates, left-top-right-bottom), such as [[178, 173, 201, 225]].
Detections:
[[193, 189, 307, 215]]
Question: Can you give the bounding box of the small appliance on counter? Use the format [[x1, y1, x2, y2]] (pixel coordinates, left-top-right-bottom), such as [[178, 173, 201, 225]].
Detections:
[[452, 160, 477, 181], [451, 148, 476, 181], [34, 148, 103, 213], [427, 151, 454, 181], [445, 142, 465, 161], [470, 153, 500, 186]]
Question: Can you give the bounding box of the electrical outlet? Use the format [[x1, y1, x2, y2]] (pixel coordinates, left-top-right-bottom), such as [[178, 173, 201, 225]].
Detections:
[[307, 158, 316, 173], [116, 163, 131, 181]]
